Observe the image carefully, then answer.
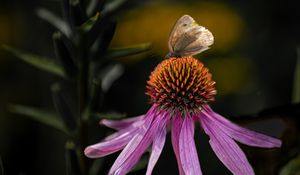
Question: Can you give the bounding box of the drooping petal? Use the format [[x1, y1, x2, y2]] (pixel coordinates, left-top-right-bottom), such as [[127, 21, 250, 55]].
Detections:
[[85, 105, 158, 159], [85, 115, 147, 158], [200, 115, 254, 175], [171, 113, 184, 175], [109, 107, 166, 175], [100, 115, 144, 130], [84, 127, 138, 158], [102, 126, 137, 141], [108, 121, 154, 174], [146, 116, 168, 175], [179, 114, 202, 175], [202, 105, 282, 148], [103, 105, 157, 141], [103, 115, 150, 142]]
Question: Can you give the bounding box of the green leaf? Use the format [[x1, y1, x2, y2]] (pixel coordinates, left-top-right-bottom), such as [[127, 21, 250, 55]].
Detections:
[[65, 141, 81, 175], [69, 0, 87, 27], [53, 32, 78, 78], [280, 154, 300, 175], [51, 83, 77, 131], [8, 104, 69, 135], [86, 0, 105, 16], [103, 43, 151, 59], [93, 112, 126, 120], [88, 78, 103, 112], [2, 45, 66, 78], [84, 13, 111, 47], [90, 19, 117, 60], [292, 47, 300, 103], [36, 8, 72, 37], [98, 63, 124, 92], [80, 12, 100, 32], [82, 13, 116, 48], [102, 0, 127, 16]]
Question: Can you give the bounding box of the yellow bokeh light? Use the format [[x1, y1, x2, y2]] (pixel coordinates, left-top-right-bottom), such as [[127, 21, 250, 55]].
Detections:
[[112, 2, 245, 56], [206, 57, 255, 96]]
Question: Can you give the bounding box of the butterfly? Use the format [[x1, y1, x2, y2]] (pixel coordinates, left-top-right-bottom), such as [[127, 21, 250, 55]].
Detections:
[[167, 15, 214, 58]]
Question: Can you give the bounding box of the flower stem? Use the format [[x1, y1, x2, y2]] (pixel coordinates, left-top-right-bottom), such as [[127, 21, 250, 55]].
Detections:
[[78, 38, 89, 175]]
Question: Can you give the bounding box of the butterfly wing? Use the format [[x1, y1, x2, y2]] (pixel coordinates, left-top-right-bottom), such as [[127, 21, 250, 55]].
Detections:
[[168, 15, 196, 53], [173, 30, 199, 52], [176, 26, 214, 56], [167, 15, 214, 57]]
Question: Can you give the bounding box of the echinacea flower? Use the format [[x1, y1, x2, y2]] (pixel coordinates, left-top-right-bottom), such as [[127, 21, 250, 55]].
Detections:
[[85, 56, 281, 175]]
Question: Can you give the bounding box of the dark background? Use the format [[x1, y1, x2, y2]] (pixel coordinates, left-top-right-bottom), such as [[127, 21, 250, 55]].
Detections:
[[0, 0, 299, 174]]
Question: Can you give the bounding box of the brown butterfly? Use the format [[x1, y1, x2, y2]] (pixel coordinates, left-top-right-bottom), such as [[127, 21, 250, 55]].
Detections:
[[167, 15, 214, 58]]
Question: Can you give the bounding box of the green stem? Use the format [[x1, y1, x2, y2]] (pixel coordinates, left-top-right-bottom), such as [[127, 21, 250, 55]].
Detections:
[[78, 36, 89, 175]]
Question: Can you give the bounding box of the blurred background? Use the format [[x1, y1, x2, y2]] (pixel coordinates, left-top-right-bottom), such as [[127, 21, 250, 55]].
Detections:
[[0, 0, 299, 174]]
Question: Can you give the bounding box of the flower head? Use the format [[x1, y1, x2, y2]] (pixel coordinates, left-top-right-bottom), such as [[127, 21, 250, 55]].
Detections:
[[85, 56, 281, 175], [146, 56, 216, 112]]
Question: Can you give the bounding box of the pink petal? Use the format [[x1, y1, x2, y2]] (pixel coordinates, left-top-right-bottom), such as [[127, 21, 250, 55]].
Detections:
[[104, 106, 158, 141], [102, 126, 136, 141], [202, 105, 282, 148], [84, 127, 137, 158], [109, 106, 164, 174], [102, 116, 148, 141], [171, 113, 185, 175], [85, 106, 158, 159], [146, 117, 168, 175], [179, 114, 202, 175], [100, 115, 144, 130], [102, 117, 146, 141], [200, 115, 254, 175]]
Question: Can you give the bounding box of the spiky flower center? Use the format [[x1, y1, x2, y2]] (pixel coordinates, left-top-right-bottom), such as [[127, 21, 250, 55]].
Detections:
[[146, 56, 216, 112]]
